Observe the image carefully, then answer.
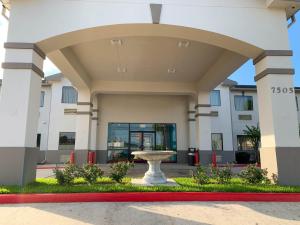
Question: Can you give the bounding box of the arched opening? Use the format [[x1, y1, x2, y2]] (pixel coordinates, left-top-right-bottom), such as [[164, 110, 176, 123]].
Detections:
[[37, 24, 261, 92]]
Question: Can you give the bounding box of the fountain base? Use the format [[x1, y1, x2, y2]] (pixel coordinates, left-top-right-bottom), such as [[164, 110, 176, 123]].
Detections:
[[131, 178, 178, 186]]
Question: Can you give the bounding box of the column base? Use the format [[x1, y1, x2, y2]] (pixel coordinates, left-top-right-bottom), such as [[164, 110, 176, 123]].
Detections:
[[260, 147, 300, 186], [0, 147, 38, 186]]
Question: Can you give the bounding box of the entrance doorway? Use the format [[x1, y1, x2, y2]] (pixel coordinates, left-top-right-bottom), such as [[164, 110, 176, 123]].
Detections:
[[130, 132, 155, 152], [107, 123, 177, 162]]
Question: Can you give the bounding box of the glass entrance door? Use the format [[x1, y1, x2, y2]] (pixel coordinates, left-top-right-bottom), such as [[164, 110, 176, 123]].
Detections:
[[143, 132, 155, 150], [130, 132, 155, 152], [130, 132, 143, 152]]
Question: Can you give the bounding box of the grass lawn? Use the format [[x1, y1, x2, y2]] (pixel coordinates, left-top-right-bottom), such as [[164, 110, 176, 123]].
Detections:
[[1, 177, 300, 194]]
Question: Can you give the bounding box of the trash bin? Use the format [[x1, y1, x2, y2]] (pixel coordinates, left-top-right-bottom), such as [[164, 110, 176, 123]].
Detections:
[[188, 152, 195, 166]]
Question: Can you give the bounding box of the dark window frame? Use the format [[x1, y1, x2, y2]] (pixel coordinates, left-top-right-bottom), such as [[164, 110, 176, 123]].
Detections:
[[40, 91, 45, 107], [58, 132, 76, 150], [237, 135, 254, 151], [37, 133, 41, 148], [234, 95, 253, 111], [211, 133, 223, 151], [210, 90, 221, 106], [61, 86, 78, 104]]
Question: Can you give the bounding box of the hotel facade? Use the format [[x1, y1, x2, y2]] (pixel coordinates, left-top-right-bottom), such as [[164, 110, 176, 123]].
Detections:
[[0, 0, 300, 186], [2, 75, 295, 165]]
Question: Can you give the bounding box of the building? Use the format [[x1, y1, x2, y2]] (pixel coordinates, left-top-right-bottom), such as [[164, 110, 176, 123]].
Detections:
[[0, 0, 300, 186], [2, 75, 300, 166]]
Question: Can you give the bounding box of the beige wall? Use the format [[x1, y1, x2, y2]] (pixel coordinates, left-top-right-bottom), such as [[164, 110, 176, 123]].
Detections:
[[98, 94, 189, 151]]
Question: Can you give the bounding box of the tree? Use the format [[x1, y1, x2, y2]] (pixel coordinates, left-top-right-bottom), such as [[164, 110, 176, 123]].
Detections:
[[243, 125, 261, 163]]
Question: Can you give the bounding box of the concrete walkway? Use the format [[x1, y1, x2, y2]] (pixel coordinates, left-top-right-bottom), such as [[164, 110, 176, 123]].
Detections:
[[0, 202, 299, 225]]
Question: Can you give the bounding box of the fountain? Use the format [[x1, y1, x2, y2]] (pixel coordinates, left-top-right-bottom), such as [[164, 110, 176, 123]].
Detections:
[[131, 151, 177, 185]]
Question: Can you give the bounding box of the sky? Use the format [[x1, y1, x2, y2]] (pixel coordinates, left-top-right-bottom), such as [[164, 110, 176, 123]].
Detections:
[[0, 12, 300, 85]]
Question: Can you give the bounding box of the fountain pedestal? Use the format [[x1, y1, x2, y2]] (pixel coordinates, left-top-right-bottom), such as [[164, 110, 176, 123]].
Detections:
[[143, 160, 166, 184], [131, 151, 176, 185]]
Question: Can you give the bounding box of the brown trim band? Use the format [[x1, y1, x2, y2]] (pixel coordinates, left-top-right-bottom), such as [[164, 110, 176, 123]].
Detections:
[[254, 68, 295, 82], [195, 113, 211, 117], [2, 62, 44, 78], [4, 42, 46, 59], [211, 111, 219, 117], [188, 119, 196, 122], [77, 102, 93, 107], [188, 110, 196, 114], [76, 111, 92, 116], [195, 111, 218, 117], [253, 50, 293, 65], [195, 104, 211, 109], [92, 109, 98, 112], [92, 117, 98, 120], [64, 109, 77, 115]]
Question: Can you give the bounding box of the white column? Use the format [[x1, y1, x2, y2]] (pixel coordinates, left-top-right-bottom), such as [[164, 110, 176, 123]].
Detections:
[[188, 96, 196, 148], [254, 51, 300, 185], [0, 43, 45, 185], [195, 92, 212, 151], [89, 96, 99, 151], [75, 89, 92, 164]]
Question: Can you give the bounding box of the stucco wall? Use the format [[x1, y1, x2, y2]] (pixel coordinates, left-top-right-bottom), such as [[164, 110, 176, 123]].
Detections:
[[47, 78, 77, 150], [211, 85, 234, 151], [8, 0, 289, 53], [230, 90, 260, 151], [97, 94, 189, 152], [37, 86, 52, 150]]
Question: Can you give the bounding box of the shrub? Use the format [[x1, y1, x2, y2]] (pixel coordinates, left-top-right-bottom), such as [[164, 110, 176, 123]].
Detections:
[[210, 164, 232, 184], [192, 165, 209, 185], [110, 161, 134, 183], [239, 164, 270, 184], [53, 163, 81, 185], [80, 164, 104, 185]]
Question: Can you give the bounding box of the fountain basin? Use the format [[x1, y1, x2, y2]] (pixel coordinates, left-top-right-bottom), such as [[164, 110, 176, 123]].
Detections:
[[131, 151, 176, 184]]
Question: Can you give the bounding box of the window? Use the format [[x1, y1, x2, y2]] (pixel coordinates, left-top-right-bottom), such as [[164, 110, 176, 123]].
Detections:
[[108, 123, 130, 150], [59, 132, 76, 150], [234, 95, 253, 111], [61, 86, 78, 104], [40, 91, 45, 107], [210, 90, 221, 106], [237, 135, 254, 151], [107, 123, 130, 162], [296, 96, 299, 111], [211, 133, 223, 150], [155, 124, 177, 151], [37, 134, 41, 148]]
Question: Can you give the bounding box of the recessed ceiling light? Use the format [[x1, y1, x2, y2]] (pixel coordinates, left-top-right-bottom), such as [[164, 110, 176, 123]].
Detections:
[[168, 68, 176, 74], [117, 67, 127, 73], [111, 39, 123, 46], [178, 41, 190, 48]]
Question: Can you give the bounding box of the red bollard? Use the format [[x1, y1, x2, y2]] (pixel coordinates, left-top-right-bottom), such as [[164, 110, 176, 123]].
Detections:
[[88, 151, 93, 164], [212, 151, 217, 168], [70, 151, 75, 164], [194, 149, 200, 166], [92, 152, 96, 164]]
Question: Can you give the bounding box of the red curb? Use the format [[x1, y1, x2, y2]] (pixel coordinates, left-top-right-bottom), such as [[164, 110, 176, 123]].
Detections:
[[0, 192, 300, 204]]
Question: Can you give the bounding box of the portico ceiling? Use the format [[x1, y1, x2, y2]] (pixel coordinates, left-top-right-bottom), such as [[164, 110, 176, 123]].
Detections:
[[69, 37, 224, 82]]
